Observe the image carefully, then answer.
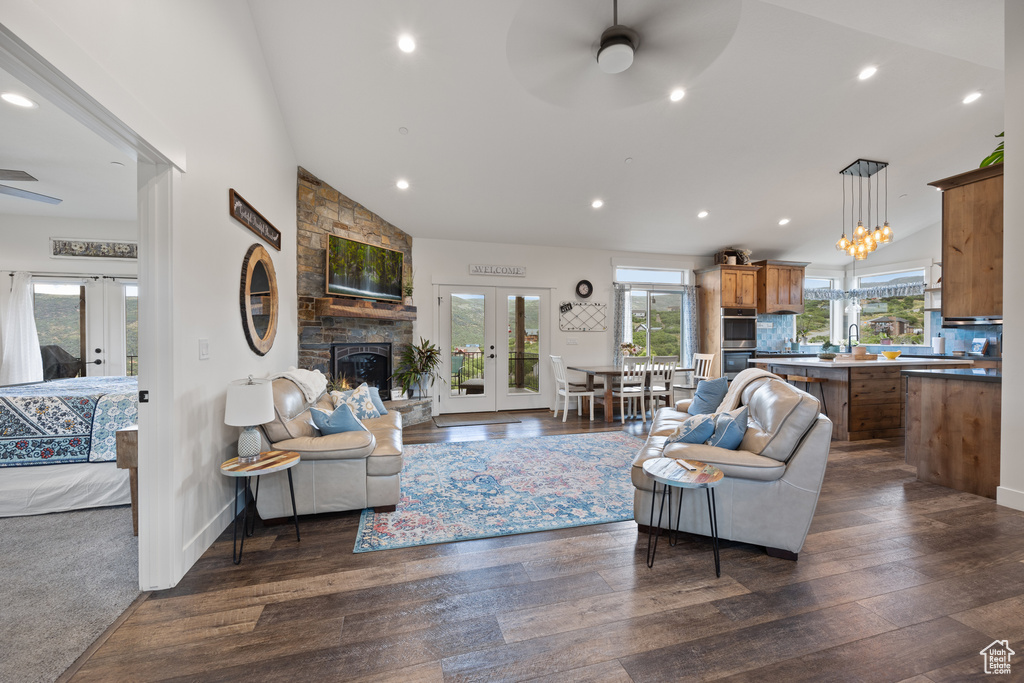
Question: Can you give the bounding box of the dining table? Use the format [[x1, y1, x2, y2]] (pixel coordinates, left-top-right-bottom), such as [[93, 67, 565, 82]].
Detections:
[[567, 364, 694, 423]]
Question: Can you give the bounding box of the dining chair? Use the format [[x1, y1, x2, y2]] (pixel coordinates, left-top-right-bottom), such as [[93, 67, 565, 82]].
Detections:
[[550, 355, 595, 422], [673, 353, 715, 402], [612, 356, 649, 425], [647, 355, 678, 414]]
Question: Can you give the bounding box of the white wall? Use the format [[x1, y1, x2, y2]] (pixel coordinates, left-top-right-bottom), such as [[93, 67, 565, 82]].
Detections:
[[999, 2, 1023, 512], [413, 237, 709, 407], [0, 215, 138, 275], [2, 0, 299, 587]]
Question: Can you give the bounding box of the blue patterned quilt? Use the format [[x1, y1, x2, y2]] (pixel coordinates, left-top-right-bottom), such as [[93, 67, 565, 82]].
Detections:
[[0, 376, 138, 467]]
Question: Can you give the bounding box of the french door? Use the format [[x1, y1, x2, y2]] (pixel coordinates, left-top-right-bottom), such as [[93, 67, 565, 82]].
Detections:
[[438, 285, 549, 413]]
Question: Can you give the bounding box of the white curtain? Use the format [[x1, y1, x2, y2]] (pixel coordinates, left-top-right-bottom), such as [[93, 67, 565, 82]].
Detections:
[[0, 272, 43, 385]]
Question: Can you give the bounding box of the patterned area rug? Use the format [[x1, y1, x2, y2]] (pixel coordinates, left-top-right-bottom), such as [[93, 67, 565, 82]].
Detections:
[[354, 431, 643, 552]]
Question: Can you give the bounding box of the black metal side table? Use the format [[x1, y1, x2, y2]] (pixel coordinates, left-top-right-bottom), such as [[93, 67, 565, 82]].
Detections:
[[643, 457, 725, 577], [219, 450, 300, 564]]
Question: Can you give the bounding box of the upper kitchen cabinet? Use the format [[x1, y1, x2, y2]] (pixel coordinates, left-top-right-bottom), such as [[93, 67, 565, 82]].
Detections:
[[928, 165, 1003, 320], [754, 260, 808, 314], [719, 265, 760, 308]]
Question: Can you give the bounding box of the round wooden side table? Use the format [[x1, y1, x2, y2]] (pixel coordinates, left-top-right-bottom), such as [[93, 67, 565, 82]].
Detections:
[[220, 450, 300, 564], [642, 457, 725, 577]]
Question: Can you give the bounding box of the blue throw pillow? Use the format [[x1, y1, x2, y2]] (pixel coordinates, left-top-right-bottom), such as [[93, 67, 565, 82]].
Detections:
[[310, 404, 367, 434], [706, 406, 748, 450], [368, 387, 388, 415], [666, 413, 716, 444], [687, 376, 729, 415]]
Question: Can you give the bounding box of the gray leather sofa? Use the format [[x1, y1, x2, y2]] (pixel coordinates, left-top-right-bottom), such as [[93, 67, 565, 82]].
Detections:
[[255, 377, 403, 519], [632, 369, 831, 558]]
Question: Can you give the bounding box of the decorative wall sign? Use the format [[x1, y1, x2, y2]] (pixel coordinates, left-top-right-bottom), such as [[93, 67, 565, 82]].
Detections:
[[469, 264, 526, 277], [558, 301, 608, 332], [230, 189, 281, 250], [50, 238, 137, 260]]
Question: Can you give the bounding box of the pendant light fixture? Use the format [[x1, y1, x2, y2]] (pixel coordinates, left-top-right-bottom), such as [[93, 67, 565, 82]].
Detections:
[[834, 159, 894, 260]]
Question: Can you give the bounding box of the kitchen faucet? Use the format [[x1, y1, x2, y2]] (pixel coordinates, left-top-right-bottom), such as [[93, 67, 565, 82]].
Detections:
[[847, 323, 860, 351]]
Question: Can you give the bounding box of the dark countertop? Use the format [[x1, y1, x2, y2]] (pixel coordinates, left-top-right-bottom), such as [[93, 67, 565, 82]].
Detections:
[[901, 368, 1002, 383]]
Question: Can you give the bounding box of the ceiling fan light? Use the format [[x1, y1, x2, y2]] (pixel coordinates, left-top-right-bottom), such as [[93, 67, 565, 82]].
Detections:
[[597, 40, 634, 74]]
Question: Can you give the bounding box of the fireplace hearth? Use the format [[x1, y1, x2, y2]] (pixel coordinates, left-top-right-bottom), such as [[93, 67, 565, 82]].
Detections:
[[330, 343, 393, 400]]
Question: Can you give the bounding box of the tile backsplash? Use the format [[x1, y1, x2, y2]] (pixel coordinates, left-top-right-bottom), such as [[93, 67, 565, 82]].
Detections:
[[756, 314, 797, 351]]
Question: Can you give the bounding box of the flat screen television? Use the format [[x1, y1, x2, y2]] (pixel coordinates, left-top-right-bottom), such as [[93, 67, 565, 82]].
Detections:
[[326, 235, 404, 303]]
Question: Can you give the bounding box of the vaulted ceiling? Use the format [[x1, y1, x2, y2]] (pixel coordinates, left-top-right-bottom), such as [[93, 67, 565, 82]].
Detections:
[[249, 0, 1004, 267]]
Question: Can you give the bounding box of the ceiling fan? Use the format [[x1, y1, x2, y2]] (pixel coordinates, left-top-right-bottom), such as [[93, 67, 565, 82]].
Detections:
[[506, 0, 743, 110], [0, 169, 62, 205]]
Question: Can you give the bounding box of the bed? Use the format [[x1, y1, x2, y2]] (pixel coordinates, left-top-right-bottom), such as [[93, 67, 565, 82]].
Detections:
[[0, 376, 138, 516]]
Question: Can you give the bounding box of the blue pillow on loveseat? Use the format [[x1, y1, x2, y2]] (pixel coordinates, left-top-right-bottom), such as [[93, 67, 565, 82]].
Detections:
[[310, 404, 368, 434], [705, 406, 748, 449], [687, 376, 729, 415]]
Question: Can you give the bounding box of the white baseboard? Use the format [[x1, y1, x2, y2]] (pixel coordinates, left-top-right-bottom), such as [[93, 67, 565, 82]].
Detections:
[[181, 493, 239, 575], [997, 485, 1024, 512]]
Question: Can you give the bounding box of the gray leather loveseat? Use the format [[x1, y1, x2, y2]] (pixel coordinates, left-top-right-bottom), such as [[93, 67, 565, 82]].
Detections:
[[255, 377, 403, 519], [632, 368, 832, 559]]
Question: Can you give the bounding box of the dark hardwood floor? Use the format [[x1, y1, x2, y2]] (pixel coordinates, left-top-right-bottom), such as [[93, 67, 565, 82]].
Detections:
[[70, 410, 1024, 682]]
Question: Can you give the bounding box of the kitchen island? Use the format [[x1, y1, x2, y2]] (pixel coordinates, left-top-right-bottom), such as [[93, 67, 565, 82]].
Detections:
[[749, 357, 974, 441], [903, 367, 1001, 498]]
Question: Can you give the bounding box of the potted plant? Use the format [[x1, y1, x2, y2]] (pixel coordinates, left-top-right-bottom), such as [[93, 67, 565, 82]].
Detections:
[[392, 337, 443, 398], [818, 341, 836, 361], [402, 278, 414, 305], [879, 332, 892, 346]]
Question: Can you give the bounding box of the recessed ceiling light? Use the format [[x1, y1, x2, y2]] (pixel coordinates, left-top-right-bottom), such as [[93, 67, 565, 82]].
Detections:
[[398, 127, 409, 135], [396, 179, 409, 190], [591, 199, 604, 209], [697, 210, 709, 218], [110, 161, 125, 167], [398, 35, 416, 53], [858, 66, 877, 80], [778, 218, 790, 226], [669, 88, 685, 102], [963, 91, 982, 104], [624, 157, 633, 164], [1, 92, 37, 108]]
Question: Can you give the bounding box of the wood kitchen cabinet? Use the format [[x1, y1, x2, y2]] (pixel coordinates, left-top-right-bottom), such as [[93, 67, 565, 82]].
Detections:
[[719, 265, 759, 308], [754, 260, 808, 314], [928, 165, 1003, 319]]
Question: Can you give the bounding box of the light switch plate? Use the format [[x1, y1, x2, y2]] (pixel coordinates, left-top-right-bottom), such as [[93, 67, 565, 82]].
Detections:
[[757, 322, 773, 329], [566, 338, 579, 345], [198, 338, 210, 360]]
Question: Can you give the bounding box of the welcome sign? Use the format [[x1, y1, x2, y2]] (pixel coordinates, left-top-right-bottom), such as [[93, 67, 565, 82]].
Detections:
[[469, 264, 526, 277]]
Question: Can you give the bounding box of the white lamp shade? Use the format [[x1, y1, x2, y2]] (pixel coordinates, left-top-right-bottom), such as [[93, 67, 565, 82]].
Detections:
[[224, 378, 275, 427]]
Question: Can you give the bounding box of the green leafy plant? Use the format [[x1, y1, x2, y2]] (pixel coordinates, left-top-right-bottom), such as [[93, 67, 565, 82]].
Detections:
[[820, 341, 834, 353], [392, 337, 444, 397], [402, 277, 414, 298], [980, 132, 1004, 167]]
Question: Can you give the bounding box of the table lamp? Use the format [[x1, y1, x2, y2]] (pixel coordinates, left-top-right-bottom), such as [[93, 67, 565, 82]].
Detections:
[[225, 376, 275, 463]]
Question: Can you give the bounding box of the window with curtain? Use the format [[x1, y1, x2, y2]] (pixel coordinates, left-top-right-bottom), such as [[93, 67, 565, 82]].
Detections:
[[613, 267, 696, 366], [854, 269, 927, 344]]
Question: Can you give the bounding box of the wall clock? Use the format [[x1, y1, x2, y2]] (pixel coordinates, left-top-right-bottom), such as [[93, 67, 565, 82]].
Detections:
[[575, 279, 593, 299]]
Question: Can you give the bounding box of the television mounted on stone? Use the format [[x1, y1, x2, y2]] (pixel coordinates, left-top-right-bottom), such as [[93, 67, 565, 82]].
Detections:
[[325, 235, 404, 303]]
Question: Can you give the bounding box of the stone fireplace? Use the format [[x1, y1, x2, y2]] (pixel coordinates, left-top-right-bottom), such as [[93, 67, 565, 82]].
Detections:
[[295, 167, 430, 424], [331, 343, 392, 400]]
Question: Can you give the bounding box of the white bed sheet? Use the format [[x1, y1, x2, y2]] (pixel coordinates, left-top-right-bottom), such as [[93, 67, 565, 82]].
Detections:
[[0, 462, 130, 517]]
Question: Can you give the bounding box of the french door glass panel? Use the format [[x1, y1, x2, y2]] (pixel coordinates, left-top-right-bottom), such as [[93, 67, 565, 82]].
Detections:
[[439, 286, 548, 413], [33, 282, 86, 380], [125, 284, 139, 376]]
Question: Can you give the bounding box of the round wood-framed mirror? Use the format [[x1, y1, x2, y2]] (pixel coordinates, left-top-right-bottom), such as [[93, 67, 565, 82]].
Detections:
[[240, 243, 278, 356]]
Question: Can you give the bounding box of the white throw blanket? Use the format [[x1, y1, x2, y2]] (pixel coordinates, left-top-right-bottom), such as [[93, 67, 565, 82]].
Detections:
[[715, 368, 777, 413], [268, 367, 328, 403]]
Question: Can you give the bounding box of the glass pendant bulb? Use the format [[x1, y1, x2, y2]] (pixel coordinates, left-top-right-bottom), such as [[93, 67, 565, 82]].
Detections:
[[847, 244, 856, 257], [836, 234, 850, 251], [881, 222, 893, 243], [872, 226, 883, 243], [867, 238, 877, 252], [855, 221, 867, 237]]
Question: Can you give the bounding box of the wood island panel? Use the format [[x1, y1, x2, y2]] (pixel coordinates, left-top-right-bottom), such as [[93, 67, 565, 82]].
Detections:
[[906, 375, 1000, 498], [764, 360, 971, 441]]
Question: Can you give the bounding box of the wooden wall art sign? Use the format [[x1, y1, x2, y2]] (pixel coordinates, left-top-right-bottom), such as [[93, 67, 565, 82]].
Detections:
[[229, 189, 281, 251]]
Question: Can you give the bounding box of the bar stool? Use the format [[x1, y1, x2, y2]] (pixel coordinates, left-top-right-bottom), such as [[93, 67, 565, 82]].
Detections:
[[784, 374, 828, 417]]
